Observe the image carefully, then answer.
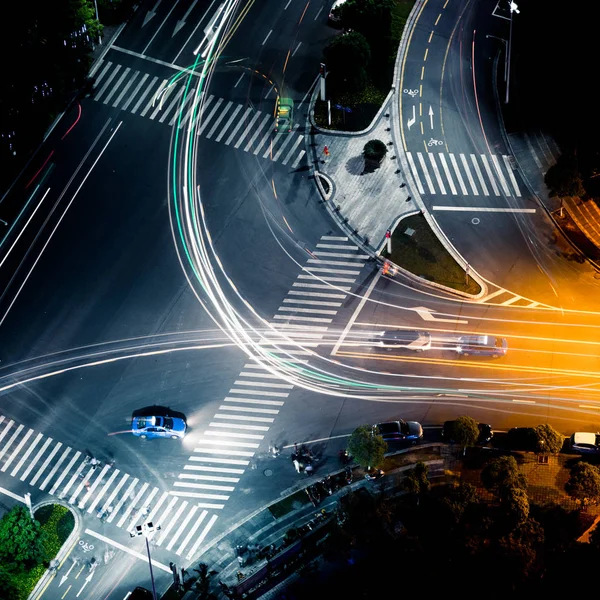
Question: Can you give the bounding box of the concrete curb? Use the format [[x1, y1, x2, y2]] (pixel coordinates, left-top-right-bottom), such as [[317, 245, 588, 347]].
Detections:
[[28, 501, 82, 600]]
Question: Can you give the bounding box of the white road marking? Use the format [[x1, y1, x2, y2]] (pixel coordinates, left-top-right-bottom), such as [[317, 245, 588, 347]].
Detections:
[[457, 153, 476, 194], [417, 152, 436, 193], [470, 154, 489, 195], [437, 153, 457, 195], [428, 153, 447, 194], [431, 206, 535, 213], [480, 155, 501, 196], [502, 154, 522, 197], [406, 152, 425, 194], [491, 154, 511, 195]]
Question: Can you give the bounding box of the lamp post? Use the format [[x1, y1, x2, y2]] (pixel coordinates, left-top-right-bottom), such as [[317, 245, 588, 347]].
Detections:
[[130, 522, 161, 600], [93, 0, 102, 44], [505, 1, 520, 104]]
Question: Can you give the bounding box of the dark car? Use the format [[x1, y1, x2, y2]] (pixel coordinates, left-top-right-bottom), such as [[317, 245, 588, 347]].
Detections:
[[127, 588, 154, 600], [570, 432, 600, 454], [506, 427, 537, 451], [456, 335, 507, 357], [375, 420, 423, 442], [375, 330, 431, 351], [441, 420, 493, 445]]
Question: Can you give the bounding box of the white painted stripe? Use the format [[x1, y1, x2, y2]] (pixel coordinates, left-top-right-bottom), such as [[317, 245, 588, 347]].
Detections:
[[283, 298, 342, 307], [98, 472, 130, 516], [313, 250, 368, 259], [457, 153, 476, 195], [215, 413, 274, 422], [77, 464, 111, 508], [501, 295, 524, 306], [184, 465, 245, 474], [177, 92, 201, 127], [297, 274, 356, 283], [278, 305, 337, 315], [254, 126, 274, 155], [176, 510, 207, 555], [92, 61, 112, 86], [196, 438, 260, 447], [86, 468, 120, 513], [159, 86, 185, 123], [244, 113, 271, 151], [0, 423, 23, 461], [209, 422, 270, 431], [291, 149, 306, 168], [113, 71, 140, 108], [225, 106, 253, 145], [142, 490, 167, 527], [223, 396, 285, 405], [151, 496, 180, 541], [197, 97, 224, 135], [12, 432, 42, 477], [179, 473, 239, 482], [103, 68, 131, 104], [36, 443, 66, 489], [478, 288, 507, 302], [157, 500, 188, 545], [273, 314, 333, 323], [48, 450, 80, 494], [428, 153, 447, 194], [149, 83, 175, 120], [416, 152, 436, 193], [512, 399, 535, 404], [142, 79, 168, 117], [193, 447, 255, 456], [234, 110, 262, 148], [491, 154, 511, 195], [292, 282, 351, 291], [321, 236, 348, 241], [170, 91, 195, 126], [305, 267, 360, 276], [112, 478, 141, 525], [185, 514, 218, 560], [54, 454, 84, 497], [431, 206, 536, 213], [205, 100, 233, 138], [233, 380, 293, 389], [189, 455, 250, 464], [186, 94, 214, 129], [238, 371, 283, 379], [437, 154, 457, 195], [121, 73, 149, 110], [95, 64, 122, 101], [470, 154, 489, 195], [218, 405, 279, 414], [173, 481, 234, 492], [215, 104, 243, 142], [131, 76, 160, 113], [120, 483, 154, 529], [316, 243, 358, 250], [273, 127, 301, 161], [502, 155, 522, 197], [406, 152, 425, 194], [166, 504, 198, 551], [204, 430, 264, 440], [288, 290, 346, 299], [2, 428, 33, 472], [21, 437, 52, 482], [526, 301, 540, 308], [282, 135, 304, 165], [307, 258, 363, 267], [480, 155, 501, 195]]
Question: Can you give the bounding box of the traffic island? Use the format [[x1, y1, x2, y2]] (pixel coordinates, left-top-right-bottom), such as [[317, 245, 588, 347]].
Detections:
[[382, 213, 482, 295]]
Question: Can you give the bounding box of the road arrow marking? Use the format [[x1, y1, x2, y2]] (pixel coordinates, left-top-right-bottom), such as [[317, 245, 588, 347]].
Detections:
[[173, 0, 198, 36], [407, 105, 416, 129], [143, 0, 162, 27], [76, 567, 96, 597], [414, 306, 468, 324], [429, 105, 434, 129], [59, 561, 77, 587]]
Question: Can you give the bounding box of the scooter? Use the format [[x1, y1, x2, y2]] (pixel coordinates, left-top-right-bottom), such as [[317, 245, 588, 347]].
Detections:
[[344, 466, 353, 485]]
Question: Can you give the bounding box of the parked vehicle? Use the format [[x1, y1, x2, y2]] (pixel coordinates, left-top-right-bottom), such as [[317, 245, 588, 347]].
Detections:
[[328, 0, 348, 24], [570, 432, 600, 454], [456, 335, 507, 357], [441, 420, 493, 445], [375, 329, 431, 351], [375, 420, 423, 442]]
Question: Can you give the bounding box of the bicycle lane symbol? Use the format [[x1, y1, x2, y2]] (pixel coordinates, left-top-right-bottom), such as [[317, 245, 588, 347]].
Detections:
[[79, 539, 94, 553]]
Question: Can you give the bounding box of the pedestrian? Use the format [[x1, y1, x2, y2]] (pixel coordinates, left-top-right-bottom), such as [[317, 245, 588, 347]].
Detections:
[[293, 459, 301, 473], [294, 443, 299, 455], [305, 463, 314, 476]]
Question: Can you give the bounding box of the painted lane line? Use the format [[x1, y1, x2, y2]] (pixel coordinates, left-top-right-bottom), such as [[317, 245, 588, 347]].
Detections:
[[431, 206, 536, 213], [244, 113, 271, 152], [37, 444, 67, 489], [225, 106, 253, 145], [416, 152, 436, 193], [512, 399, 536, 404], [503, 154, 522, 197], [406, 152, 425, 194], [234, 72, 245, 88], [262, 30, 273, 45], [223, 396, 285, 405], [215, 104, 243, 142]]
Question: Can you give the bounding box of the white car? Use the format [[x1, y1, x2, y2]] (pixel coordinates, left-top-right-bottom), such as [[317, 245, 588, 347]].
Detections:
[[328, 0, 347, 23], [571, 432, 600, 454], [376, 330, 431, 351]]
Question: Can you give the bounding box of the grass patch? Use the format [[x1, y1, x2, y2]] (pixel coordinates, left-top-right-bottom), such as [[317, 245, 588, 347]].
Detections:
[[382, 213, 481, 295], [269, 489, 311, 519]]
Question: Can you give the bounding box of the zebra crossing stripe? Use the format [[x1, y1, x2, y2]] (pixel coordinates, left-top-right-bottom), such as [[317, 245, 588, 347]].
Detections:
[[186, 94, 214, 130], [37, 444, 68, 489], [197, 97, 224, 135], [123, 73, 151, 111], [87, 468, 120, 513], [157, 500, 188, 545], [55, 454, 84, 498], [458, 154, 477, 194], [149, 83, 175, 120], [93, 61, 112, 87], [177, 510, 207, 556], [244, 113, 271, 151], [21, 437, 52, 481], [406, 152, 425, 194], [103, 67, 130, 105], [169, 90, 195, 126], [437, 154, 457, 195], [470, 154, 489, 195], [166, 504, 198, 551], [215, 104, 243, 142], [253, 122, 273, 155], [137, 77, 163, 116], [224, 106, 253, 145], [0, 423, 22, 460], [491, 154, 511, 195], [205, 100, 233, 138], [159, 86, 186, 123], [12, 432, 42, 478], [502, 155, 522, 196], [98, 472, 130, 515], [427, 153, 447, 195], [2, 427, 33, 472], [272, 125, 300, 161], [186, 514, 218, 560], [95, 65, 123, 102], [480, 155, 500, 196], [234, 110, 262, 148], [282, 135, 304, 165], [112, 71, 140, 108], [417, 152, 436, 193], [178, 91, 203, 128], [291, 150, 306, 169]]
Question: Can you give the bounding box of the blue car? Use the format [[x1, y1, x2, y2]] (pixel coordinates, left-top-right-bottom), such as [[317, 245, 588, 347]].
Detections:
[[132, 415, 187, 440]]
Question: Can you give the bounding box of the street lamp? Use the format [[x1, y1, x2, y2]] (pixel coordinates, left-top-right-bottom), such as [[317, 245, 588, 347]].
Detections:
[[93, 0, 102, 45], [130, 522, 161, 600], [505, 1, 520, 104]]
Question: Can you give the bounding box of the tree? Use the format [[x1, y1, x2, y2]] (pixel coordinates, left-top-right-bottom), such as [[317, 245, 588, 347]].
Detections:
[[0, 506, 46, 567], [0, 567, 19, 600], [403, 461, 430, 505], [337, 0, 395, 45], [323, 31, 371, 92], [347, 425, 386, 469], [481, 456, 527, 501], [442, 483, 479, 523], [565, 462, 600, 509], [193, 563, 218, 599], [544, 154, 586, 198], [505, 486, 530, 526], [451, 416, 480, 455], [363, 139, 387, 164], [534, 424, 564, 454]]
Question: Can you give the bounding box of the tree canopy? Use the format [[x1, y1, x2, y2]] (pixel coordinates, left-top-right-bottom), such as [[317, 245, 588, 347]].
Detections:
[[323, 31, 371, 92], [452, 416, 480, 451], [0, 506, 46, 567], [565, 462, 600, 508], [481, 456, 527, 501], [347, 425, 387, 468], [534, 424, 565, 454]]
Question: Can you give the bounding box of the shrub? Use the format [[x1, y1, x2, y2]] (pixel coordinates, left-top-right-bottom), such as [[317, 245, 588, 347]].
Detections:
[[363, 139, 387, 163]]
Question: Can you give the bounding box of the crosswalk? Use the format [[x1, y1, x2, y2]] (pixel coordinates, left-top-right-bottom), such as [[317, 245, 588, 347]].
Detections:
[[0, 237, 370, 562], [91, 60, 306, 168], [406, 151, 521, 198]]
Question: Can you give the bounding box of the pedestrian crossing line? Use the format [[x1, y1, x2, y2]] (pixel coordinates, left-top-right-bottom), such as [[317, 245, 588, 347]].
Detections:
[[417, 152, 436, 193], [98, 472, 130, 515], [291, 150, 306, 169], [149, 84, 176, 120], [173, 481, 234, 493], [292, 282, 352, 291], [0, 423, 23, 461], [316, 243, 359, 250], [157, 500, 188, 546], [140, 79, 166, 117], [176, 510, 208, 556], [480, 155, 500, 196], [233, 380, 294, 389], [288, 289, 347, 299], [253, 122, 273, 156], [121, 73, 149, 110], [86, 468, 120, 513], [273, 314, 333, 324], [112, 71, 140, 108], [491, 155, 511, 196], [197, 97, 224, 135], [428, 153, 447, 195], [470, 154, 489, 195], [2, 427, 33, 472], [158, 86, 186, 123], [195, 441, 259, 451], [224, 106, 253, 145], [184, 465, 245, 474], [277, 306, 338, 315], [407, 152, 425, 194], [305, 267, 361, 276], [77, 463, 112, 508], [438, 154, 457, 195], [12, 432, 42, 478], [131, 76, 159, 114], [178, 473, 240, 483], [282, 134, 304, 165], [457, 154, 475, 194], [502, 155, 522, 196], [297, 274, 356, 284], [103, 67, 130, 105], [166, 505, 198, 552], [36, 444, 66, 489], [49, 451, 80, 495], [186, 514, 219, 561], [307, 259, 365, 268], [204, 430, 264, 440], [234, 110, 262, 149], [272, 126, 301, 161], [215, 413, 275, 423], [244, 113, 271, 152], [93, 61, 112, 89], [321, 236, 349, 241], [238, 371, 284, 379], [151, 496, 180, 540], [113, 479, 143, 526], [169, 91, 194, 126], [312, 250, 369, 259], [223, 396, 285, 405], [189, 455, 250, 465], [283, 298, 342, 307], [205, 99, 233, 138], [215, 104, 243, 142], [209, 421, 270, 432], [95, 64, 122, 101]]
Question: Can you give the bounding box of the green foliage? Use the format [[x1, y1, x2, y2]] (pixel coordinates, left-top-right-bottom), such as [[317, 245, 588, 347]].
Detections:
[[363, 139, 387, 162], [534, 424, 564, 454], [347, 425, 387, 468], [403, 461, 430, 502], [441, 483, 479, 522], [193, 563, 218, 599], [0, 506, 46, 568], [505, 487, 530, 526], [481, 456, 527, 500], [337, 0, 396, 45], [452, 416, 480, 450], [544, 154, 586, 198], [565, 462, 600, 508], [324, 31, 371, 92], [0, 567, 20, 600]]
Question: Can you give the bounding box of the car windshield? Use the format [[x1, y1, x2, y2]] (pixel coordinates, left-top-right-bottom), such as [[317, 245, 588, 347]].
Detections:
[[163, 417, 174, 430], [378, 423, 400, 434], [400, 421, 410, 434]]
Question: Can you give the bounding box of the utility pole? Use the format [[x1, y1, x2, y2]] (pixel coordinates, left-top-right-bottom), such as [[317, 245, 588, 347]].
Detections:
[[505, 1, 520, 104], [130, 522, 161, 600]]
